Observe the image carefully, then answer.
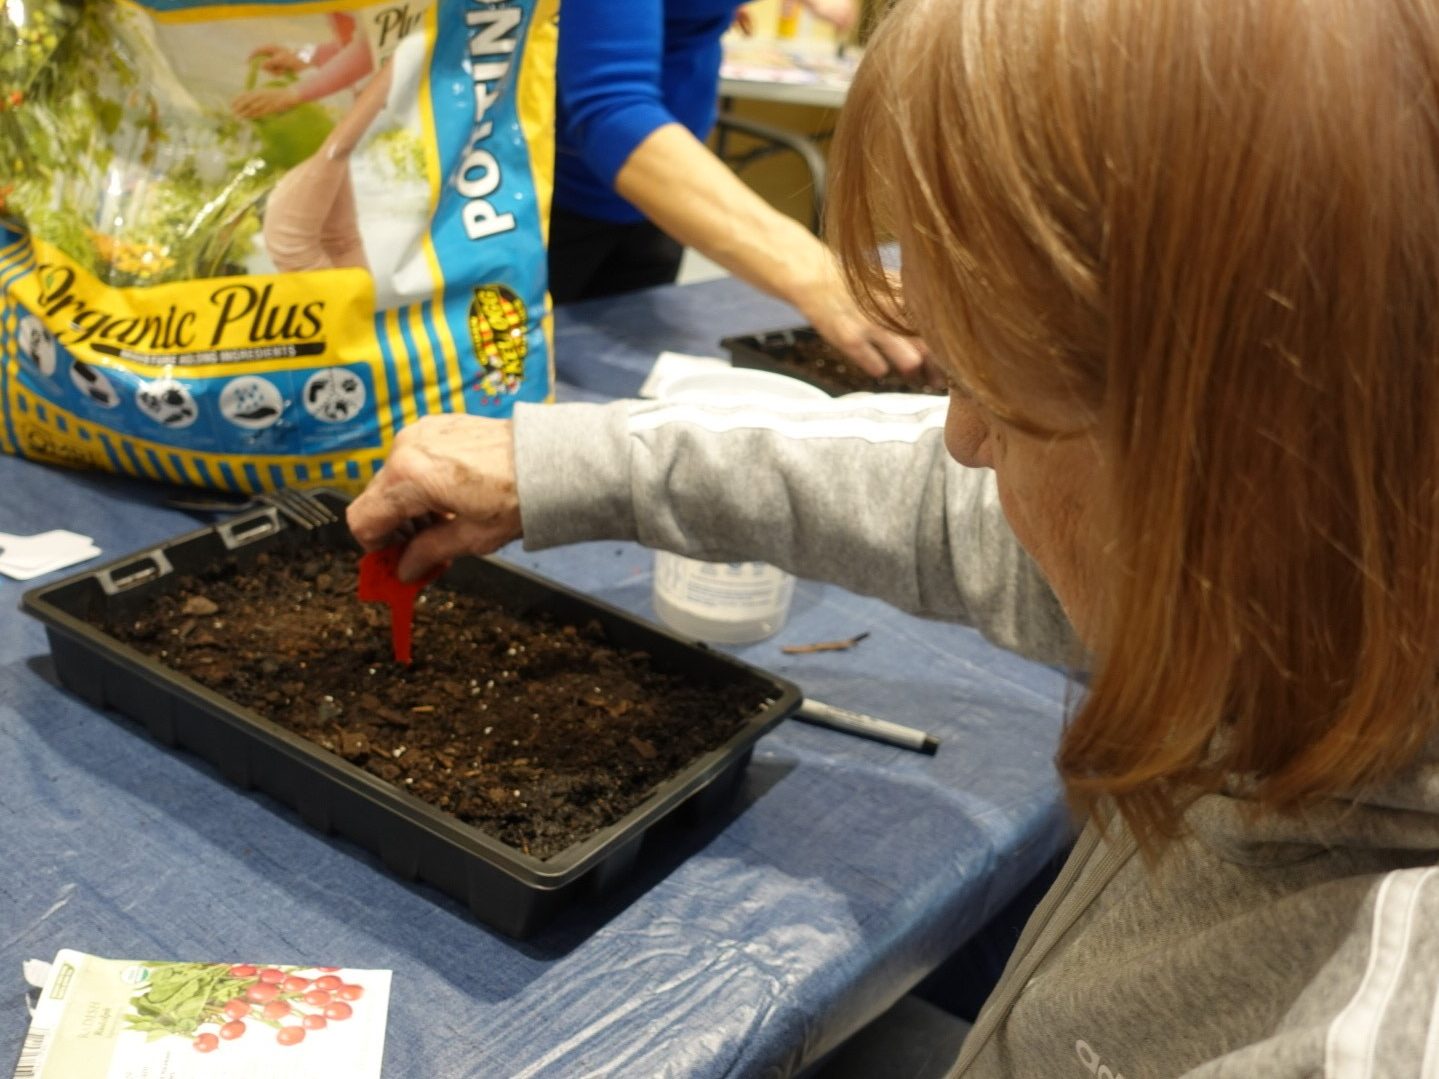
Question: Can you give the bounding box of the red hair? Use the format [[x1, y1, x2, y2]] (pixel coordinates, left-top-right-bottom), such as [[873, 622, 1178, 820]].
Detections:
[[833, 0, 1439, 842]]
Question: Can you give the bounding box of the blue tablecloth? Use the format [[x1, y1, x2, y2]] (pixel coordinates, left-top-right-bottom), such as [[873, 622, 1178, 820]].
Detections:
[[0, 278, 1071, 1077]]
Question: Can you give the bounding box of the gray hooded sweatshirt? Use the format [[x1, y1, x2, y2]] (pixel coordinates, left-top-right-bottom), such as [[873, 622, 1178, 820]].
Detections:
[[513, 394, 1439, 1078]]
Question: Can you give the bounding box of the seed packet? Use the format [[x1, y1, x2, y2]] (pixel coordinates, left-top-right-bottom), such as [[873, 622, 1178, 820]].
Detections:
[[14, 950, 391, 1078], [0, 0, 557, 494]]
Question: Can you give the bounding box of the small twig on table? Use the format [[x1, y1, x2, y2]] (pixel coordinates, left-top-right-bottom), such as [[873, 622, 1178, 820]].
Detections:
[[780, 632, 870, 655]]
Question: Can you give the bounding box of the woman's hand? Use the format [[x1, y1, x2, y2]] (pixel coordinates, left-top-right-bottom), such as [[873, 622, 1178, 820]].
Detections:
[[231, 85, 301, 119], [346, 415, 522, 582]]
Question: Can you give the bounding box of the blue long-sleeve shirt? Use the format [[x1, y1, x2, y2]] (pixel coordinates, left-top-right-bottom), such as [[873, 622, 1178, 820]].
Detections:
[[555, 0, 742, 224]]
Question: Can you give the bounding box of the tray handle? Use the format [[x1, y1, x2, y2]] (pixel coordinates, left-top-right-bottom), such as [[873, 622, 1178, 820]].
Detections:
[[98, 550, 174, 595], [217, 508, 282, 550]]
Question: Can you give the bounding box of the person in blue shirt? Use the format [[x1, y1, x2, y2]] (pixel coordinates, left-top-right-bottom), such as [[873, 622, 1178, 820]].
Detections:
[[552, 0, 924, 379]]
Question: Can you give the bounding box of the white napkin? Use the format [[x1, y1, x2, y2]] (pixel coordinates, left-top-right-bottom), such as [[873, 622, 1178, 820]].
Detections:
[[0, 529, 101, 580]]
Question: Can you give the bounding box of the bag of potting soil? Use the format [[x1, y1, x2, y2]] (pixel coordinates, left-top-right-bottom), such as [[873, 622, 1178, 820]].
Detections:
[[0, 0, 556, 493]]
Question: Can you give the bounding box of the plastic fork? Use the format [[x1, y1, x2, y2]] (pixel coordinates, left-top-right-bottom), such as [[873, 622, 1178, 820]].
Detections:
[[257, 489, 339, 531]]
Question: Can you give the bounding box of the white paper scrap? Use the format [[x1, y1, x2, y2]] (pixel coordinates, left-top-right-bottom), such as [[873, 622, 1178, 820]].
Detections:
[[0, 530, 100, 580]]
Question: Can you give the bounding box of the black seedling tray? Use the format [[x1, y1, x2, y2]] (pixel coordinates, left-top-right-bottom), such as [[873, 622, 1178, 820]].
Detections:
[[20, 492, 801, 939], [722, 326, 941, 396]]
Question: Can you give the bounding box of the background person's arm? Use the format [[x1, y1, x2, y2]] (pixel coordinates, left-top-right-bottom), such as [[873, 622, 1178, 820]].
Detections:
[[615, 123, 921, 378], [558, 0, 921, 377]]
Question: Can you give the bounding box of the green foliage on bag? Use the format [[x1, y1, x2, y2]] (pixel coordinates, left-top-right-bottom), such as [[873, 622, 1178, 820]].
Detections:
[[245, 57, 334, 170]]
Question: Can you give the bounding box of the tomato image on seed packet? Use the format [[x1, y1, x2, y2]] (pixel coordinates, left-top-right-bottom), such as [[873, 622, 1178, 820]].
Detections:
[[16, 949, 390, 1077]]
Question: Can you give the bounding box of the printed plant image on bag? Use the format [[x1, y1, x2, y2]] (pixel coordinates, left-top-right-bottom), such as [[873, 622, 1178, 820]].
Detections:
[[0, 0, 557, 493]]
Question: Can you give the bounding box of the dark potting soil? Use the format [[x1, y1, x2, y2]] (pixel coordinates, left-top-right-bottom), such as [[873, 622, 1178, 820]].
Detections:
[[742, 332, 944, 396], [102, 548, 772, 860]]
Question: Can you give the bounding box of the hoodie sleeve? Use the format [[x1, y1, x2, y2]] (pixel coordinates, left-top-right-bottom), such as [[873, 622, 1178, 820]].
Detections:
[[512, 397, 1078, 667]]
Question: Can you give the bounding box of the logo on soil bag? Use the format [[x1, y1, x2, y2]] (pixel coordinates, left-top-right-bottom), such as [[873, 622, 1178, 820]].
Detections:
[[135, 378, 198, 428], [302, 367, 366, 424], [468, 284, 527, 398], [17, 315, 58, 377], [21, 424, 104, 470], [220, 375, 285, 430]]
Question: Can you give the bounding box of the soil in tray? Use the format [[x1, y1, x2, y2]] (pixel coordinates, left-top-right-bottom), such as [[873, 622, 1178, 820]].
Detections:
[[101, 548, 772, 860], [746, 333, 944, 396]]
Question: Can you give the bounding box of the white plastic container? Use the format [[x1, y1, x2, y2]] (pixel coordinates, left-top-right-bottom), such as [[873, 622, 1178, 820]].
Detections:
[[653, 554, 798, 644], [650, 366, 829, 643]]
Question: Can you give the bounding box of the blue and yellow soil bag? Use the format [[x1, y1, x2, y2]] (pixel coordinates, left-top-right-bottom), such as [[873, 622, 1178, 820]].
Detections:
[[0, 0, 556, 493]]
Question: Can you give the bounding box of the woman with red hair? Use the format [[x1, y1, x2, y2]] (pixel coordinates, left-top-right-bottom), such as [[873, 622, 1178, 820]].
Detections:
[[350, 0, 1439, 1071]]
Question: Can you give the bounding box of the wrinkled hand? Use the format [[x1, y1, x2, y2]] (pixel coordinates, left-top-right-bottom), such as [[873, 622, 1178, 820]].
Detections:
[[797, 258, 936, 385], [347, 415, 522, 582], [231, 85, 301, 119]]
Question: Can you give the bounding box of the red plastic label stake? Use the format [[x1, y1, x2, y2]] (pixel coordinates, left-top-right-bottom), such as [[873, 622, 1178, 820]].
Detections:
[[357, 545, 442, 665]]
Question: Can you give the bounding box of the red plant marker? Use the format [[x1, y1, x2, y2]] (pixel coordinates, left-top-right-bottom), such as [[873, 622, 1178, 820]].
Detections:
[[357, 545, 442, 665]]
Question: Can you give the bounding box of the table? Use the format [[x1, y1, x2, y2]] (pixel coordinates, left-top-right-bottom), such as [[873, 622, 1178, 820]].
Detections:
[[0, 276, 1072, 1077], [718, 39, 857, 110]]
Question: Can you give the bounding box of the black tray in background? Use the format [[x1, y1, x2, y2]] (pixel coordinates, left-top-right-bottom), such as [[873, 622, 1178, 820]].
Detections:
[[20, 492, 801, 939], [722, 326, 942, 396]]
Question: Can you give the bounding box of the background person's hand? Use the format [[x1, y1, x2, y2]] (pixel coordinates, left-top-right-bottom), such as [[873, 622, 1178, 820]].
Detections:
[[347, 415, 522, 583], [249, 44, 309, 74], [797, 0, 857, 32], [231, 85, 301, 119], [795, 257, 933, 383], [611, 125, 939, 381]]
